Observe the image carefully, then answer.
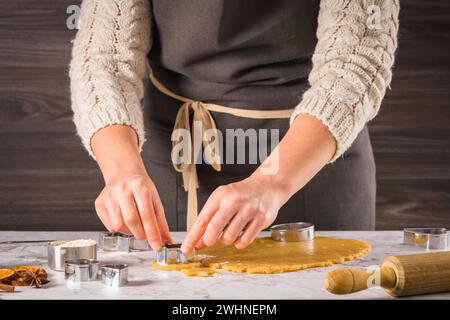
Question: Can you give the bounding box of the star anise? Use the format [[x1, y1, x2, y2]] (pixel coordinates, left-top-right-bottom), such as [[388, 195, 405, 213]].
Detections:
[[11, 267, 49, 288]]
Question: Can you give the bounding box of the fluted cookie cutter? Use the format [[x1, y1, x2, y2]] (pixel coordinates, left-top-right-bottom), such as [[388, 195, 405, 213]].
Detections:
[[403, 227, 450, 250], [270, 222, 315, 242], [101, 264, 128, 287], [65, 259, 100, 282], [99, 232, 150, 252], [156, 243, 189, 265]]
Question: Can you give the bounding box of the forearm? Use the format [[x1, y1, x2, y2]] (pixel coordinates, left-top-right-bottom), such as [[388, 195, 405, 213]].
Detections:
[[250, 114, 336, 204], [250, 0, 399, 204], [91, 125, 148, 184], [288, 1, 399, 160], [69, 0, 151, 159]]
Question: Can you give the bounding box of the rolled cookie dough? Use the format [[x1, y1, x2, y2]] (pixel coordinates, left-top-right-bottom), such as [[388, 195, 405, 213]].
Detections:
[[151, 236, 370, 276]]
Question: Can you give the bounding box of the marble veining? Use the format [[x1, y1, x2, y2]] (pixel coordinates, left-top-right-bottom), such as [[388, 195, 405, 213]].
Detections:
[[0, 231, 449, 300]]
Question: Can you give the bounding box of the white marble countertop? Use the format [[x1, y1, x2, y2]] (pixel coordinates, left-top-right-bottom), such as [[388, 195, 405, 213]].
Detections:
[[0, 231, 449, 300]]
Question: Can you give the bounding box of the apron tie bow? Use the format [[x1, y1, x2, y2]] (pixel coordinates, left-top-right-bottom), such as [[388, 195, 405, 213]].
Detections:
[[172, 100, 222, 231]]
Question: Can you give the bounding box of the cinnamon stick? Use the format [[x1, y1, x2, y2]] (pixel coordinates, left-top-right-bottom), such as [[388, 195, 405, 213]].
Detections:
[[0, 283, 15, 292]]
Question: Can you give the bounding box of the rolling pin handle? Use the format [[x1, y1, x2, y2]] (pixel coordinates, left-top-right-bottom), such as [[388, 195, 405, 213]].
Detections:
[[324, 266, 397, 295]]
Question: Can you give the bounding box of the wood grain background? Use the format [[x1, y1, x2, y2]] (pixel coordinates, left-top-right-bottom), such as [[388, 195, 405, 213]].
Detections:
[[0, 1, 449, 231]]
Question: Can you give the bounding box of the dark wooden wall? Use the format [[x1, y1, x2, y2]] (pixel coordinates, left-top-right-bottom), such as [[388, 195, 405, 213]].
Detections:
[[0, 1, 449, 231]]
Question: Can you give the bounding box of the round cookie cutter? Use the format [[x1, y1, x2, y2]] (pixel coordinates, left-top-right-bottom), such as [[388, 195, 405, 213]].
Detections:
[[270, 222, 315, 242], [403, 227, 450, 250], [65, 259, 99, 282], [48, 240, 97, 271]]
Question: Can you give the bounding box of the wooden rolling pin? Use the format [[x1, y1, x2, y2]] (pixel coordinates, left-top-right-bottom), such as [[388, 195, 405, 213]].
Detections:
[[325, 251, 450, 297]]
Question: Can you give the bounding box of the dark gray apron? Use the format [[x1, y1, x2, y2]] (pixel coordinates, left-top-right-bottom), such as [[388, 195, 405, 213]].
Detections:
[[143, 0, 376, 231]]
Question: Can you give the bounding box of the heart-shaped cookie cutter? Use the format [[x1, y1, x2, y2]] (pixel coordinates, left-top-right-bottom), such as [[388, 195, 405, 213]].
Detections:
[[101, 264, 128, 287]]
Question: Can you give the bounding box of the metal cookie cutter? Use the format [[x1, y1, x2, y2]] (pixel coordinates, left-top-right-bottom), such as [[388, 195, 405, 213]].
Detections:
[[270, 222, 315, 242], [98, 232, 120, 251], [65, 259, 99, 282], [156, 243, 189, 265], [99, 232, 150, 252], [48, 240, 97, 271], [101, 264, 128, 287], [403, 228, 450, 250]]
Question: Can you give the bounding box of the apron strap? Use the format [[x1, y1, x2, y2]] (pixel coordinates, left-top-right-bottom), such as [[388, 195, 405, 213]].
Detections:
[[171, 100, 222, 231], [149, 71, 295, 231]]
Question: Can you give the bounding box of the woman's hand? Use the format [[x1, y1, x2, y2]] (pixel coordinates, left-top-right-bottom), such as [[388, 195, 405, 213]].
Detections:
[[181, 114, 336, 254], [91, 124, 172, 251], [95, 172, 172, 251], [181, 175, 288, 253]]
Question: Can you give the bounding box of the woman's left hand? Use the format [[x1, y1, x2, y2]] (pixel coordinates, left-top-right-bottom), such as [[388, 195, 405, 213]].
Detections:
[[181, 115, 337, 254], [181, 175, 288, 253]]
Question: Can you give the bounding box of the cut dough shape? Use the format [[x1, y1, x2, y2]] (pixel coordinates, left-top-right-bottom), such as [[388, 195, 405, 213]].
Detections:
[[151, 237, 370, 276], [181, 268, 217, 277]]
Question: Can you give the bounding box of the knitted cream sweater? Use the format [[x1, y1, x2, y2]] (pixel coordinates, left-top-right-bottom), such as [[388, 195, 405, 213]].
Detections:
[[70, 0, 399, 161]]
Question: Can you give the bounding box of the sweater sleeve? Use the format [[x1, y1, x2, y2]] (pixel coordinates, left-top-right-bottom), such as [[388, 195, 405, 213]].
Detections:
[[289, 0, 400, 161], [69, 0, 151, 158]]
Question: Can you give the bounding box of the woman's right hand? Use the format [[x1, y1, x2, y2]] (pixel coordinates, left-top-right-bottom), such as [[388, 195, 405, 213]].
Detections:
[[95, 172, 172, 251], [91, 125, 172, 251]]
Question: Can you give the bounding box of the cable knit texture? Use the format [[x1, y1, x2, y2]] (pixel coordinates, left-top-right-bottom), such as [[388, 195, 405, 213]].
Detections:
[[70, 0, 399, 161], [70, 0, 151, 158], [289, 0, 400, 161]]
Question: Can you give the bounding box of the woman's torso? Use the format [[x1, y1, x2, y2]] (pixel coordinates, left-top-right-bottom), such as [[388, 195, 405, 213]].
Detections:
[[143, 0, 376, 231], [146, 0, 321, 178], [148, 0, 320, 109]]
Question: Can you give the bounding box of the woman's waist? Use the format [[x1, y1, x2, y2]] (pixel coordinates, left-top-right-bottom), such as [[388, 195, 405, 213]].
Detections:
[[148, 62, 310, 110]]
